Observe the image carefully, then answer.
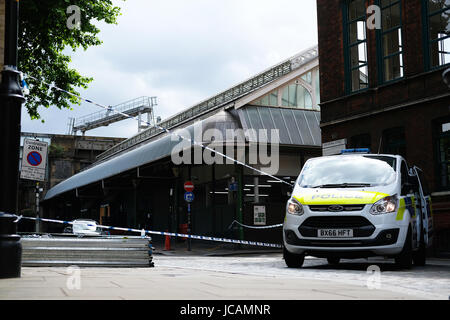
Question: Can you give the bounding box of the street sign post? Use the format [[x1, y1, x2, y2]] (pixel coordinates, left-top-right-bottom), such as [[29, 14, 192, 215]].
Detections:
[[20, 139, 48, 181], [184, 190, 194, 251], [20, 139, 48, 182]]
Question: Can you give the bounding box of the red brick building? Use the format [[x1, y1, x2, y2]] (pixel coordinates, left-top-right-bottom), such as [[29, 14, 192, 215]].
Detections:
[[316, 0, 450, 254]]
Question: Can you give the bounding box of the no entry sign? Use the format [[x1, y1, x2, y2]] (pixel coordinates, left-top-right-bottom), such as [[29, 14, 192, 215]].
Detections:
[[184, 181, 194, 192], [20, 139, 48, 182]]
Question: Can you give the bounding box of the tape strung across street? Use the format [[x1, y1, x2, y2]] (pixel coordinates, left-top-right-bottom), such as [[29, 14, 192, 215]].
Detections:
[[20, 74, 289, 250], [228, 220, 283, 230], [17, 216, 283, 248]]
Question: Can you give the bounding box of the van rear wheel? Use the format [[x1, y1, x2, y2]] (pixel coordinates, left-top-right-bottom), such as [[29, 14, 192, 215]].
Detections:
[[283, 247, 305, 268], [413, 232, 427, 266]]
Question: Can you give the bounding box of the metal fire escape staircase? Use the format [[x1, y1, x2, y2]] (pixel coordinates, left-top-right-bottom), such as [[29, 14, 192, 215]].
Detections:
[[72, 96, 158, 135]]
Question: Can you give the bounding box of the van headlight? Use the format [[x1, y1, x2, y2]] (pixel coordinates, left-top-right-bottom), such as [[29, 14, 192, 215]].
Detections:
[[370, 194, 398, 215], [287, 198, 304, 216]]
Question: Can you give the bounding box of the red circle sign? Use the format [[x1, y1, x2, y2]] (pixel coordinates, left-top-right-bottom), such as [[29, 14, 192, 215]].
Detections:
[[27, 151, 42, 167], [184, 181, 194, 192]]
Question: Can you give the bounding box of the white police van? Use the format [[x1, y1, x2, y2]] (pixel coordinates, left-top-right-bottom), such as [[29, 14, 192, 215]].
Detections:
[[283, 149, 433, 269]]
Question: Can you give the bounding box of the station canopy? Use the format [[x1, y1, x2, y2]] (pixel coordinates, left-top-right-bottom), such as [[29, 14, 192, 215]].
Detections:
[[44, 46, 321, 201]]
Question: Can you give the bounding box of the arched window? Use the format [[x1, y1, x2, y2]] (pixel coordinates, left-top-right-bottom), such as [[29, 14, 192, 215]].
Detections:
[[252, 90, 278, 106], [301, 71, 312, 84], [281, 82, 313, 109], [250, 70, 319, 110]]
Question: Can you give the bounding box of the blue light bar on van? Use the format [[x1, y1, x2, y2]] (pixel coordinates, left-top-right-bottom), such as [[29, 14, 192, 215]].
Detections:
[[341, 148, 370, 154]]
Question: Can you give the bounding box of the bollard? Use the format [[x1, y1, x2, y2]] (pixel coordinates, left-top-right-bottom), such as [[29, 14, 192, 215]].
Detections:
[[164, 230, 171, 251], [0, 212, 22, 278]]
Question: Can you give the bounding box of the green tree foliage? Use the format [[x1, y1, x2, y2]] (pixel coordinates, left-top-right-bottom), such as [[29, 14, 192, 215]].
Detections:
[[48, 143, 65, 158], [18, 0, 123, 121]]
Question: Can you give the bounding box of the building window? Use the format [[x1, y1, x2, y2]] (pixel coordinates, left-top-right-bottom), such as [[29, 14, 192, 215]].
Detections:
[[436, 119, 450, 190], [301, 71, 312, 84], [378, 0, 404, 82], [314, 69, 321, 104], [252, 90, 278, 107], [345, 0, 369, 92], [251, 70, 319, 110], [424, 0, 450, 68], [382, 127, 406, 157], [349, 133, 371, 150], [281, 82, 313, 109]]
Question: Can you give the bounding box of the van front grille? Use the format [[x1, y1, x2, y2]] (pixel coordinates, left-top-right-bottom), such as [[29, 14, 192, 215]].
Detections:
[[299, 216, 375, 237], [308, 204, 366, 212]]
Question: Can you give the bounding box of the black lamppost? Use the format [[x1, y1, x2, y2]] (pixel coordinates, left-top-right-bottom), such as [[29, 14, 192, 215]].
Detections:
[[0, 0, 25, 214]]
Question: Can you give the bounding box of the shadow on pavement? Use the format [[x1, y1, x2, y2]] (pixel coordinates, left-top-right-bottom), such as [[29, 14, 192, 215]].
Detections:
[[301, 259, 450, 272]]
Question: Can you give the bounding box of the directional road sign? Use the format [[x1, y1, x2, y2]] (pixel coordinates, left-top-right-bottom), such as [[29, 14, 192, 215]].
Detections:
[[184, 191, 194, 203]]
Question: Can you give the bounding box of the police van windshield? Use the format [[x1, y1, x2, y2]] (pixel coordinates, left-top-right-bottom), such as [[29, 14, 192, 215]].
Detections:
[[298, 155, 397, 188]]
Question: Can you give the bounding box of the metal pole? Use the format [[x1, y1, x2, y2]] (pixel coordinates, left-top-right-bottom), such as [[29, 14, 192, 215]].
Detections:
[[138, 110, 141, 133], [187, 161, 192, 251], [35, 182, 40, 233], [0, 0, 25, 215], [187, 203, 191, 251], [212, 164, 216, 234], [236, 165, 244, 241]]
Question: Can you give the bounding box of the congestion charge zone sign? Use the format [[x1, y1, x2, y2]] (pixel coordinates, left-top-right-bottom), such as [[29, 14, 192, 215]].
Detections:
[[20, 139, 49, 182]]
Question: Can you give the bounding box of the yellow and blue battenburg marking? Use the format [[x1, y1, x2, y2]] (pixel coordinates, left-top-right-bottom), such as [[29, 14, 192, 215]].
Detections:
[[396, 196, 415, 221]]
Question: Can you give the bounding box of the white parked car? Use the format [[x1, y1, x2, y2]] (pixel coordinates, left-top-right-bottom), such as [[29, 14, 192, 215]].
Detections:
[[64, 219, 103, 236]]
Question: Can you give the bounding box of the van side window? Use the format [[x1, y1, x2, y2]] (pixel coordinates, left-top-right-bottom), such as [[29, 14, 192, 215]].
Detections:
[[417, 170, 431, 196], [409, 174, 420, 194], [400, 161, 409, 195]]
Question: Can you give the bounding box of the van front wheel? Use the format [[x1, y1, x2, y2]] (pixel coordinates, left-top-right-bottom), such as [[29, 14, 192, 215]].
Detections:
[[283, 247, 305, 268], [395, 227, 412, 269]]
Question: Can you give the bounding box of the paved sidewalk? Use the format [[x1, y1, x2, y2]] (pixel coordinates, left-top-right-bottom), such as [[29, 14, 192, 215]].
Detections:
[[0, 265, 426, 300], [1, 238, 448, 300]]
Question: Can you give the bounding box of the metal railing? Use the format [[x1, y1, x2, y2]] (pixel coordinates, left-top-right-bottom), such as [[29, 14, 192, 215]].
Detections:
[[95, 46, 319, 162], [73, 96, 157, 133]]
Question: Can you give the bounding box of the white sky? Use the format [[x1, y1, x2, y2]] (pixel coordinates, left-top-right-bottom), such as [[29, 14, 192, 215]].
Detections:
[[21, 0, 318, 138]]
